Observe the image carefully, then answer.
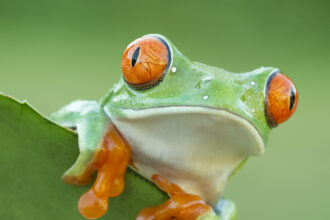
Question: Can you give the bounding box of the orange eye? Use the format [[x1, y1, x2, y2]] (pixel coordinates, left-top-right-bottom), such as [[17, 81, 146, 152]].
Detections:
[[265, 72, 298, 127], [121, 36, 171, 89]]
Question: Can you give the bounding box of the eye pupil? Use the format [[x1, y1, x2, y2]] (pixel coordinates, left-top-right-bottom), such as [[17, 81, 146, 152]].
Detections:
[[131, 46, 140, 67], [289, 86, 296, 111]]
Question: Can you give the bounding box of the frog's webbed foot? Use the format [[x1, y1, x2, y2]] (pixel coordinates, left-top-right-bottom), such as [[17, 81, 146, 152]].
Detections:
[[52, 100, 131, 219], [137, 175, 237, 220], [51, 100, 112, 185], [137, 174, 215, 220], [78, 127, 130, 219]]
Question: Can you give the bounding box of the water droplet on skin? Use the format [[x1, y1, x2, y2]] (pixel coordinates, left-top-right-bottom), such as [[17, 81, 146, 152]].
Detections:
[[203, 95, 209, 100], [251, 81, 256, 86], [171, 67, 177, 73]]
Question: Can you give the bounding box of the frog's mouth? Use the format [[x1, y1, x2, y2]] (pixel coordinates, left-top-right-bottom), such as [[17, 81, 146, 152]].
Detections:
[[105, 105, 265, 156]]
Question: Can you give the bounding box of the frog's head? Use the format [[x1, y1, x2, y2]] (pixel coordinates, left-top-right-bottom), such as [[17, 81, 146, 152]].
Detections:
[[104, 34, 298, 156]]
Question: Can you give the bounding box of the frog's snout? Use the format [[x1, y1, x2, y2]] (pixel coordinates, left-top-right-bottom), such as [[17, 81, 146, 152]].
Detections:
[[265, 72, 298, 127]]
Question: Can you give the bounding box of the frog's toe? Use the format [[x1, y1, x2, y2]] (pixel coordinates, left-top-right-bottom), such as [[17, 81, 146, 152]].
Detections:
[[137, 174, 212, 220]]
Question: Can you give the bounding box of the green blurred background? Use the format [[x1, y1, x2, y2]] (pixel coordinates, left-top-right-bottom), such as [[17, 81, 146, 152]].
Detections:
[[1, 0, 329, 219]]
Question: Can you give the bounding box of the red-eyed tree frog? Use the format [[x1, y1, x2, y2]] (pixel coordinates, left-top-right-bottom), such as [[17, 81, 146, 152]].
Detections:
[[51, 34, 298, 220]]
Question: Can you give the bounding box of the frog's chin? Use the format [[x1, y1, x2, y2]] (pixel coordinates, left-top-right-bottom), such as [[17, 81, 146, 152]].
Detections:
[[104, 106, 264, 205], [106, 106, 264, 155]]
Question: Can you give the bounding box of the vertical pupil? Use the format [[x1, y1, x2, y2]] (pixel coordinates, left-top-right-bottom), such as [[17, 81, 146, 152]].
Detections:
[[131, 46, 140, 67], [289, 87, 295, 111]]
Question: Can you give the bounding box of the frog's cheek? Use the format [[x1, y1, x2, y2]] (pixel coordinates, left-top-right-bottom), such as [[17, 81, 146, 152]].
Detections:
[[265, 72, 298, 127]]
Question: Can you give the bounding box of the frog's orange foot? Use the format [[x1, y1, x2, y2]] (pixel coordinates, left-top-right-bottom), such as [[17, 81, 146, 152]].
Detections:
[[78, 128, 131, 219], [137, 174, 212, 220]]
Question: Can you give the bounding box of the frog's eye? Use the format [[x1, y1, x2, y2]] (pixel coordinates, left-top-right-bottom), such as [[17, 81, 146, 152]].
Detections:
[[121, 36, 171, 89], [265, 72, 298, 127]]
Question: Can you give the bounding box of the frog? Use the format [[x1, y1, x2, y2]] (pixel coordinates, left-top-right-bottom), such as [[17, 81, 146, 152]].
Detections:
[[51, 34, 298, 220]]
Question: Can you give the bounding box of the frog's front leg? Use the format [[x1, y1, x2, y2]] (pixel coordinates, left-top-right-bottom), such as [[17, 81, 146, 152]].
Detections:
[[51, 101, 131, 218], [137, 174, 236, 220], [78, 126, 131, 219], [51, 100, 112, 185]]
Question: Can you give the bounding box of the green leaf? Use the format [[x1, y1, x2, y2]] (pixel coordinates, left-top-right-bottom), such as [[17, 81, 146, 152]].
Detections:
[[0, 93, 167, 219]]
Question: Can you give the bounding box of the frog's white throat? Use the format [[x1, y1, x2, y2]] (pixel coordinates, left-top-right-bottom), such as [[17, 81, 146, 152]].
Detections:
[[105, 106, 265, 206]]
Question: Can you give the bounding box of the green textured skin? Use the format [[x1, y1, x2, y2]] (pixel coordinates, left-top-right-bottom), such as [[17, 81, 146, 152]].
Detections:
[[103, 34, 273, 142]]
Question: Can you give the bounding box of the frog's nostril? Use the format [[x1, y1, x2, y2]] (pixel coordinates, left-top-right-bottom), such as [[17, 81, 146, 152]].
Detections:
[[265, 72, 298, 127]]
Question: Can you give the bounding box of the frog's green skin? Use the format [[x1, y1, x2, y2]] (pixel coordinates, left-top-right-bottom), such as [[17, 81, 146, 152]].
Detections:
[[51, 34, 278, 220]]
